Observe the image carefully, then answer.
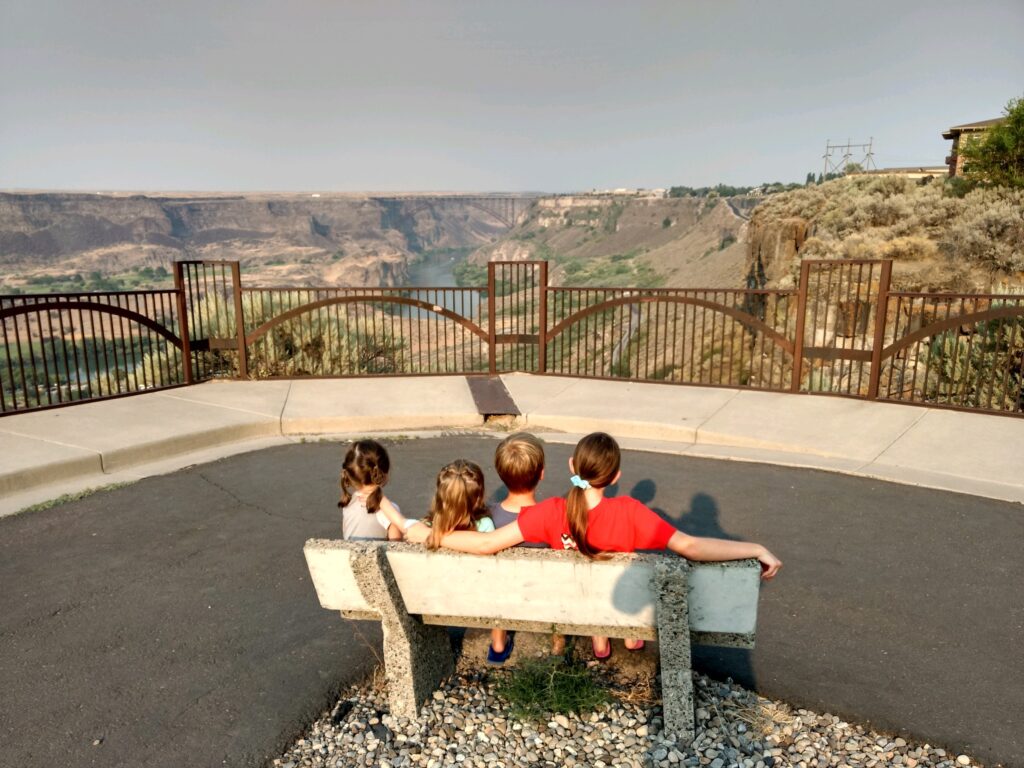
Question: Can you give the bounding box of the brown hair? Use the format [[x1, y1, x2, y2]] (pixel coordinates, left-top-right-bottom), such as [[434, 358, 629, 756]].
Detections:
[[338, 439, 390, 515], [494, 432, 545, 493], [566, 432, 621, 559], [424, 460, 489, 550]]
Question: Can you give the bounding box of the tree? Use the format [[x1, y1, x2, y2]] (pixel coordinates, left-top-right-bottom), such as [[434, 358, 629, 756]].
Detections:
[[959, 96, 1024, 188], [844, 162, 864, 175]]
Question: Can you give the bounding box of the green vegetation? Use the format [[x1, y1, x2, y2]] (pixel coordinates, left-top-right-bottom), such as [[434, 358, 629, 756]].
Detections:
[[670, 181, 807, 199], [11, 265, 173, 294], [453, 261, 487, 288], [959, 95, 1024, 189], [495, 651, 609, 720], [752, 175, 1024, 275], [603, 203, 624, 234], [662, 217, 671, 228], [719, 234, 737, 250], [554, 250, 664, 288]]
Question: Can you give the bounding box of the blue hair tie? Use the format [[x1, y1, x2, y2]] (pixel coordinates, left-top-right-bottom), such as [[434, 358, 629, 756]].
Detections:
[[570, 474, 591, 490]]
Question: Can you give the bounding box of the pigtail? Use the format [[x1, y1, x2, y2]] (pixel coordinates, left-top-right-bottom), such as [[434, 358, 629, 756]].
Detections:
[[338, 467, 355, 509]]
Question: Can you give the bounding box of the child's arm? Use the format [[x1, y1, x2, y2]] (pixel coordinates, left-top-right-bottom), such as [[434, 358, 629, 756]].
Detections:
[[666, 532, 782, 580], [437, 522, 524, 554], [378, 497, 432, 543], [386, 524, 403, 541]]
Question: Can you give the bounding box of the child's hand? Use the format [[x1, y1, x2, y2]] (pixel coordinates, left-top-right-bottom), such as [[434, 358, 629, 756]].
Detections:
[[404, 522, 430, 544], [758, 548, 782, 580]]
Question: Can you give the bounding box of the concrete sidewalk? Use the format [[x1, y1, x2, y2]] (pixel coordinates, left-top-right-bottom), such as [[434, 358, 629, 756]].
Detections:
[[2, 374, 1022, 516]]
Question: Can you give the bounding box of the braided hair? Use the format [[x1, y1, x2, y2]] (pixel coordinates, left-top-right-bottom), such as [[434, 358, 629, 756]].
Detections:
[[338, 440, 391, 514]]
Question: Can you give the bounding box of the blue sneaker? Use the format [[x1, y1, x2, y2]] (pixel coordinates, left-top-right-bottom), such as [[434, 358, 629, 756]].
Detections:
[[486, 632, 515, 665]]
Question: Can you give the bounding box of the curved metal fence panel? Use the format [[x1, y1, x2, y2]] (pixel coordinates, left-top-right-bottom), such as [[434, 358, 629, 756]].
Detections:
[[878, 293, 1024, 415], [242, 286, 489, 377], [0, 291, 185, 414], [545, 287, 798, 390]]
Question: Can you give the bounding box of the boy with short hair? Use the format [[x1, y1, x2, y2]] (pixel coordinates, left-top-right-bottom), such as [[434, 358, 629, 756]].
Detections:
[[487, 433, 565, 663]]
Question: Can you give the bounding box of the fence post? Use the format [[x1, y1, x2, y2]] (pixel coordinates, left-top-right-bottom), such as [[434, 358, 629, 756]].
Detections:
[[789, 260, 812, 393], [230, 261, 249, 379], [866, 260, 893, 400], [173, 261, 194, 385], [537, 261, 548, 374], [487, 262, 497, 375]]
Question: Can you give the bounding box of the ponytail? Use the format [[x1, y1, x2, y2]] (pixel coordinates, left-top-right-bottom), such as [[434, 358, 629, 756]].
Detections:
[[563, 432, 621, 560], [566, 485, 600, 558]]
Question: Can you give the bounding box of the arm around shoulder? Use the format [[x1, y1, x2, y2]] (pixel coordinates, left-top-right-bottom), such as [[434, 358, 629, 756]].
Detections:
[[439, 522, 524, 554]]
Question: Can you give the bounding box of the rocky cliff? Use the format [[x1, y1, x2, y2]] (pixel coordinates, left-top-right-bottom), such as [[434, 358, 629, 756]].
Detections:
[[0, 192, 510, 289], [467, 194, 753, 288]]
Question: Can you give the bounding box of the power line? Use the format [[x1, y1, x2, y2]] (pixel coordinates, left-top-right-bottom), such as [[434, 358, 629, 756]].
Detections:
[[823, 138, 877, 176]]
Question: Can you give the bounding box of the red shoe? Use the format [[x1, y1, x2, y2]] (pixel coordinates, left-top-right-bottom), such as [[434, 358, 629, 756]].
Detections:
[[625, 639, 645, 652], [592, 637, 611, 661]]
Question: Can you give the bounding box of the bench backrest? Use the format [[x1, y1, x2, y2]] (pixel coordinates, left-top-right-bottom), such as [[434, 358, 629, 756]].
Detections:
[[304, 539, 760, 645]]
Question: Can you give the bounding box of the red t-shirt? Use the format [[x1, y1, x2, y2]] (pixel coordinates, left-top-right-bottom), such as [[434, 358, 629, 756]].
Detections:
[[516, 496, 676, 552]]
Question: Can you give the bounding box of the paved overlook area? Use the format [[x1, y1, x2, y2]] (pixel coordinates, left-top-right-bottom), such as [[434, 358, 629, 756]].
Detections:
[[0, 377, 1022, 767]]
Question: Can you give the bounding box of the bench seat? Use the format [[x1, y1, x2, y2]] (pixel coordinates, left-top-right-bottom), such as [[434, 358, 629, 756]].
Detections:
[[304, 539, 761, 741]]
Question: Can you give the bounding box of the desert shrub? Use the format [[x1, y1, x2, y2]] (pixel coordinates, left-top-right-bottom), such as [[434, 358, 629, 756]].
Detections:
[[750, 175, 1024, 278], [880, 236, 937, 261]]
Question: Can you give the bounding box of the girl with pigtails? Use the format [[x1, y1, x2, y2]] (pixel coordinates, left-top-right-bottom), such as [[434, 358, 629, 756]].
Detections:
[[339, 439, 404, 541], [388, 432, 782, 661]]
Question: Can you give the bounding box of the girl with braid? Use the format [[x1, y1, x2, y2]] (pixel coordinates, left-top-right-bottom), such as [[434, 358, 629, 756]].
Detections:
[[339, 440, 403, 541], [379, 459, 495, 547]]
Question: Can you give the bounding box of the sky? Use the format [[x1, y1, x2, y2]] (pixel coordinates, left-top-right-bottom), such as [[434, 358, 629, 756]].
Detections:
[[1, 0, 1022, 193]]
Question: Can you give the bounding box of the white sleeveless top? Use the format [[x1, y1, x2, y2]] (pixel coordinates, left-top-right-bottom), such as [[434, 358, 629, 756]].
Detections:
[[341, 493, 399, 541]]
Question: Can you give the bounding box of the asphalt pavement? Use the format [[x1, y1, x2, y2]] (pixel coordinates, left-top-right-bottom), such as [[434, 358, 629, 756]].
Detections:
[[1, 436, 1021, 767]]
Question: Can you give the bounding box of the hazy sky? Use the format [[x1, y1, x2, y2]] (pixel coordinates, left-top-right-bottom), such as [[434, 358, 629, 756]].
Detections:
[[2, 1, 1022, 192]]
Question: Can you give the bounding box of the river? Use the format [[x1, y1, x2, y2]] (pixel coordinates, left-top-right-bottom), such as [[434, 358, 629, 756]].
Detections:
[[405, 251, 481, 319]]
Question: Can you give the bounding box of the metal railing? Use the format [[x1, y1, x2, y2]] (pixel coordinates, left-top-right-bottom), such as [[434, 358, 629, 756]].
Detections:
[[2, 258, 1022, 418], [1, 289, 186, 413]]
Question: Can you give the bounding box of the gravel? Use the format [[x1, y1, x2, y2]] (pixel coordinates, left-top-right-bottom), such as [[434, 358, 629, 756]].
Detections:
[[273, 635, 983, 768]]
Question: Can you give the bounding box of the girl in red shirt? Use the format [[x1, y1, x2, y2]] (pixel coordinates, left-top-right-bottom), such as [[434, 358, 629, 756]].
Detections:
[[427, 431, 782, 660]]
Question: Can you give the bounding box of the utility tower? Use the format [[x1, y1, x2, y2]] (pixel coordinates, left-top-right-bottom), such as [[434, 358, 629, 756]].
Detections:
[[822, 138, 877, 176]]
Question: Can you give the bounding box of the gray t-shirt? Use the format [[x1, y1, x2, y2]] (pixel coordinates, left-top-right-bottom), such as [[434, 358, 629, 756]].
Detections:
[[488, 501, 544, 548], [342, 495, 399, 541]]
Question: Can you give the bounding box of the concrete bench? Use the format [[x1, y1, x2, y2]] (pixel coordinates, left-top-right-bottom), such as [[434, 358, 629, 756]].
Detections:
[[303, 539, 761, 741]]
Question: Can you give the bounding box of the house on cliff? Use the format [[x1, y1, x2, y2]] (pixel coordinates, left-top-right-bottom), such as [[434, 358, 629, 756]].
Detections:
[[943, 117, 1005, 177]]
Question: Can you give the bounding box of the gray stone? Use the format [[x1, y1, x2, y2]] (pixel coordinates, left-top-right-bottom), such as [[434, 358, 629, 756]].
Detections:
[[350, 544, 455, 719], [654, 558, 695, 742]]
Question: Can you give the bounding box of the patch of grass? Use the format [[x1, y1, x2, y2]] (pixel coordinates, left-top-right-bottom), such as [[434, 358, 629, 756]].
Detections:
[[495, 653, 609, 720], [17, 481, 135, 515]]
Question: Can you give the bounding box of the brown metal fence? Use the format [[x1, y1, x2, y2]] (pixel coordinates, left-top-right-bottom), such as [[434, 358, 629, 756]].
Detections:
[[0, 290, 186, 413], [241, 285, 488, 377], [545, 287, 797, 389], [2, 257, 1022, 418]]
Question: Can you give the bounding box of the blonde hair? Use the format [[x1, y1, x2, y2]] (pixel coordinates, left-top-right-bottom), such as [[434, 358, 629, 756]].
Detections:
[[424, 460, 489, 550], [566, 432, 620, 559], [494, 432, 545, 493], [338, 439, 390, 514]]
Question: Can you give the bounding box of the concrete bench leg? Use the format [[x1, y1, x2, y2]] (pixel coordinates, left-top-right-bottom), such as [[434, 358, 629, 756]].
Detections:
[[655, 560, 695, 743], [350, 546, 455, 718]]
